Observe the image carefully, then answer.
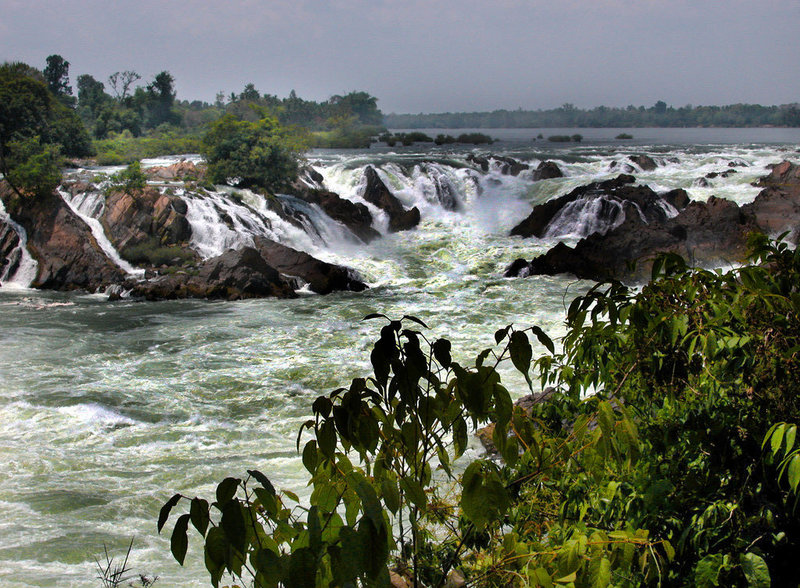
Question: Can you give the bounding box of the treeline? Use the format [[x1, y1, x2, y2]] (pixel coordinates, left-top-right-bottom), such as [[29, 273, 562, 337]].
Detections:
[[33, 54, 384, 143], [385, 100, 800, 129]]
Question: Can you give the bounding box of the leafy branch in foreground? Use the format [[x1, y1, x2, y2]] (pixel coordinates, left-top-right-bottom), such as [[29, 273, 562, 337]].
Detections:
[[159, 236, 800, 587]]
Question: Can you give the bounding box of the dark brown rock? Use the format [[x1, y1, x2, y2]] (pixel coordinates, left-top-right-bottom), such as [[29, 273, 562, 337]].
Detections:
[[129, 247, 296, 301], [629, 154, 658, 171], [507, 195, 757, 282], [532, 160, 564, 181], [745, 160, 800, 238], [467, 154, 529, 176], [510, 174, 685, 239], [290, 187, 380, 243], [361, 166, 420, 232], [252, 237, 367, 294]]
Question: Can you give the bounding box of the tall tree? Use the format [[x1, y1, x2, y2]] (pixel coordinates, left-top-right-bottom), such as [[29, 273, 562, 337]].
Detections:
[[107, 70, 141, 102], [43, 54, 74, 106]]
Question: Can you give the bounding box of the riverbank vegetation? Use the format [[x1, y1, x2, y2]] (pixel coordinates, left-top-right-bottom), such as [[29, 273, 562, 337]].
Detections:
[[159, 235, 800, 587], [385, 100, 800, 129]]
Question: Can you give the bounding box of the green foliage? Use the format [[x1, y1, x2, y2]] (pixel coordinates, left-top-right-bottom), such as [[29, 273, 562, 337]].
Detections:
[[0, 61, 91, 200], [616, 133, 634, 140], [93, 131, 203, 166], [106, 161, 147, 195], [201, 113, 306, 191], [160, 239, 800, 587], [120, 236, 194, 267]]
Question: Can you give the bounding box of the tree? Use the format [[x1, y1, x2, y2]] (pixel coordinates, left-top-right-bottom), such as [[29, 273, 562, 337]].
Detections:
[[43, 54, 75, 106], [201, 113, 307, 192], [108, 70, 141, 102], [0, 61, 91, 200], [328, 91, 383, 126], [144, 70, 179, 128]]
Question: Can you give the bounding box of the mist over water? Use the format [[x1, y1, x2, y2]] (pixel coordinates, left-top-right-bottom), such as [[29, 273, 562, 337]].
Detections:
[[0, 128, 798, 586]]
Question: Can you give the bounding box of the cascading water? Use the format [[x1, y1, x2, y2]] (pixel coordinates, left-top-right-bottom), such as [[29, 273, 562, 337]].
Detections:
[[0, 200, 37, 288], [58, 188, 145, 278], [1, 129, 799, 587]]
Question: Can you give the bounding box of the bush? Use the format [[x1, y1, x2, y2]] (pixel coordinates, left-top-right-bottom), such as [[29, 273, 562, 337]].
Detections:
[[159, 238, 800, 587], [202, 114, 306, 192], [105, 161, 146, 195], [120, 237, 194, 267], [616, 132, 634, 140], [455, 132, 493, 145]]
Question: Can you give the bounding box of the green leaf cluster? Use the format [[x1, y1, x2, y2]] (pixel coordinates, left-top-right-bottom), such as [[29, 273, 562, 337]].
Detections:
[[201, 113, 307, 192], [160, 237, 800, 587]]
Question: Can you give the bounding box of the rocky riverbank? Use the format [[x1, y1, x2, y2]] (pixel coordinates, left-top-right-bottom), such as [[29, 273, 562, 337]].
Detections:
[[506, 160, 800, 282]]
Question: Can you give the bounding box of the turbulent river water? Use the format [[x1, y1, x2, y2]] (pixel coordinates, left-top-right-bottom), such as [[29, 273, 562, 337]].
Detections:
[[1, 128, 798, 586]]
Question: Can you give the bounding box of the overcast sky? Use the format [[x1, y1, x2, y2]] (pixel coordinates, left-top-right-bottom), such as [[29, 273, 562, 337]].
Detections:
[[2, 0, 798, 113]]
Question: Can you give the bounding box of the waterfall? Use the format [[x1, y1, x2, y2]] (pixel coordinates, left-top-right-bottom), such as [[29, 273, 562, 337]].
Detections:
[[58, 188, 146, 277], [0, 200, 37, 288], [544, 196, 627, 238]]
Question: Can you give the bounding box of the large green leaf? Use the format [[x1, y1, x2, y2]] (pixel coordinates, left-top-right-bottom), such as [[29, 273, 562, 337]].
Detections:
[[740, 552, 770, 588]]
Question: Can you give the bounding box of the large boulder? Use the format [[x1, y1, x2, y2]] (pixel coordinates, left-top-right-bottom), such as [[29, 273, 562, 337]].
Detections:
[[0, 219, 22, 282], [361, 166, 420, 232], [506, 194, 757, 282], [290, 187, 380, 243], [0, 181, 127, 291], [130, 247, 296, 301], [744, 160, 800, 238], [531, 160, 564, 181], [253, 237, 367, 294], [510, 174, 688, 239], [102, 186, 192, 251], [629, 154, 658, 171]]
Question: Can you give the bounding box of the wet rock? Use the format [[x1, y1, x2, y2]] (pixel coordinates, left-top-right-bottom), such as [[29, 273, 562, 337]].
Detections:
[[532, 160, 564, 181], [130, 247, 296, 301], [0, 181, 128, 291], [467, 154, 529, 176], [361, 166, 420, 232], [507, 195, 757, 282], [253, 237, 367, 294], [290, 186, 380, 243], [629, 154, 658, 171], [510, 174, 687, 239], [0, 220, 22, 281], [102, 186, 193, 252]]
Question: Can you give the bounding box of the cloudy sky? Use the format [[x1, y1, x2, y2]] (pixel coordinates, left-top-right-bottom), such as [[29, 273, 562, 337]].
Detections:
[[1, 0, 798, 113]]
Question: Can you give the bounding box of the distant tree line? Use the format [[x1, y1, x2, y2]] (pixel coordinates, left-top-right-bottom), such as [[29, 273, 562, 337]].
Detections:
[[385, 100, 800, 129]]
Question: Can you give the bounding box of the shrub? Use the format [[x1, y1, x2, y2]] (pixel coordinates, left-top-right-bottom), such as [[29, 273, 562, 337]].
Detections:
[[159, 238, 800, 587], [616, 132, 634, 140], [120, 237, 194, 267]]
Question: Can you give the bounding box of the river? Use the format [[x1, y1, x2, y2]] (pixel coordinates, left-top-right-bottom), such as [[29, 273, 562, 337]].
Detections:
[[0, 128, 798, 586]]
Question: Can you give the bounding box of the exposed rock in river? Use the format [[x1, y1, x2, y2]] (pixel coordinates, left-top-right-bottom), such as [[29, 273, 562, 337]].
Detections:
[[290, 185, 380, 243], [510, 174, 688, 239], [0, 181, 128, 291], [505, 161, 800, 282], [361, 166, 420, 232]]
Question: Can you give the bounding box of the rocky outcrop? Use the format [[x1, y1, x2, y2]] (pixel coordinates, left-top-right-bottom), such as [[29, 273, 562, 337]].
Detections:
[[0, 181, 127, 291], [252, 237, 367, 294], [531, 161, 564, 181], [467, 154, 530, 176], [102, 186, 193, 252], [510, 174, 688, 239], [629, 154, 658, 171], [506, 162, 800, 282], [0, 220, 22, 281], [361, 166, 420, 232], [129, 246, 296, 301], [144, 160, 206, 182], [290, 186, 380, 243], [744, 160, 800, 239]]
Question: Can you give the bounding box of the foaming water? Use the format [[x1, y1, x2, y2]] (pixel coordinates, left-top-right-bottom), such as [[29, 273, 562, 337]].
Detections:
[[1, 131, 798, 586]]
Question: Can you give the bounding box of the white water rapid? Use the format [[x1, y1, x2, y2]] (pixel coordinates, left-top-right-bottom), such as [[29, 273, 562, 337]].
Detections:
[[1, 127, 799, 587]]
